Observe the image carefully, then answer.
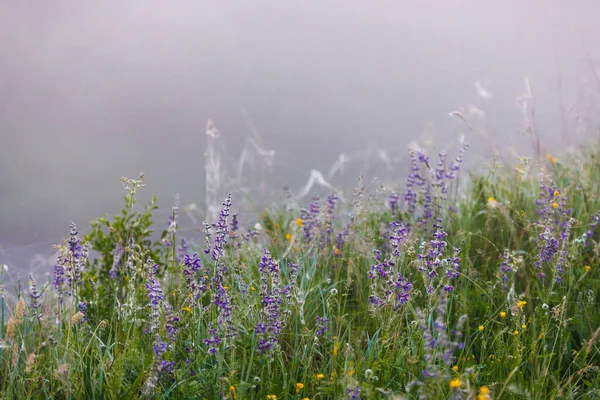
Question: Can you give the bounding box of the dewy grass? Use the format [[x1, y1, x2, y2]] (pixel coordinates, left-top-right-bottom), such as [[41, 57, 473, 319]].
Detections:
[[1, 139, 600, 399]]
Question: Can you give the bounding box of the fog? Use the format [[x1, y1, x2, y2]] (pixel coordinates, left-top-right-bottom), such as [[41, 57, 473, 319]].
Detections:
[[1, 0, 600, 276]]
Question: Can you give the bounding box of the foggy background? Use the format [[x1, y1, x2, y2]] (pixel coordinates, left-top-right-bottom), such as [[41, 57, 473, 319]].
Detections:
[[2, 0, 600, 281]]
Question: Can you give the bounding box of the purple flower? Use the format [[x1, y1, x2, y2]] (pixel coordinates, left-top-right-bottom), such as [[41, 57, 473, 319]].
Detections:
[[316, 315, 329, 336], [108, 241, 124, 279], [346, 386, 361, 399], [78, 301, 87, 323], [145, 259, 164, 334], [256, 249, 284, 352], [29, 275, 43, 319]]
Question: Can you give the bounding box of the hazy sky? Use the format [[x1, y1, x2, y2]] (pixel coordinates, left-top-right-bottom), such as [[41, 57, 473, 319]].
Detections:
[[1, 0, 600, 266]]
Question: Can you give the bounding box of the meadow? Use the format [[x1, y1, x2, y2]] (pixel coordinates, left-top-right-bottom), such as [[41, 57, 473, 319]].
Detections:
[[1, 137, 599, 399]]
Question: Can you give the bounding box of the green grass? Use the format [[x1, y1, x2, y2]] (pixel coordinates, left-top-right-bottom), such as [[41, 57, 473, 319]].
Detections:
[[1, 141, 600, 399]]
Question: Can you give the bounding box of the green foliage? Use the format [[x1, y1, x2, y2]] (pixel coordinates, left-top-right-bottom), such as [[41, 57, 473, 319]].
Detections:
[[2, 143, 600, 399]]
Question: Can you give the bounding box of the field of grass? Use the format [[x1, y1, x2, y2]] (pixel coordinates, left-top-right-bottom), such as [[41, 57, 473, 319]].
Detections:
[[1, 139, 600, 399]]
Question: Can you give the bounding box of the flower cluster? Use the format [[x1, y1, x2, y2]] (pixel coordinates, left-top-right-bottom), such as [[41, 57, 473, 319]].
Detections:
[[417, 218, 461, 293], [108, 240, 124, 279], [256, 249, 284, 352], [534, 178, 574, 282], [29, 275, 43, 319], [417, 292, 466, 379], [315, 316, 329, 336], [369, 221, 413, 311], [53, 222, 91, 303], [403, 143, 468, 229], [145, 259, 164, 334]]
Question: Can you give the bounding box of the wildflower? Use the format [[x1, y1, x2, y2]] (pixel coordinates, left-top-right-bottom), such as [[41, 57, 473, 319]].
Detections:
[[28, 275, 43, 319], [513, 330, 519, 336], [478, 325, 485, 332], [108, 241, 124, 278], [285, 233, 292, 241], [517, 300, 527, 309], [333, 342, 340, 356], [500, 311, 507, 318], [584, 265, 591, 273], [266, 395, 277, 400], [551, 157, 557, 164], [251, 286, 256, 291], [478, 386, 490, 400], [487, 197, 498, 208], [295, 382, 304, 392], [316, 316, 329, 336], [296, 218, 303, 227], [256, 249, 284, 352], [552, 202, 558, 209], [78, 301, 87, 323], [452, 365, 459, 372], [521, 324, 527, 330], [334, 247, 342, 256], [230, 386, 237, 399], [553, 190, 560, 197], [182, 306, 192, 313], [449, 378, 461, 389], [302, 398, 310, 400], [316, 373, 325, 380], [346, 386, 361, 399]]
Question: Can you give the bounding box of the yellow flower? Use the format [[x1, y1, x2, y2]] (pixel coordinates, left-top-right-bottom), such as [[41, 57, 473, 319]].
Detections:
[[513, 330, 519, 336], [266, 395, 277, 400], [333, 342, 340, 356], [584, 265, 591, 273], [478, 385, 490, 400], [347, 369, 355, 376], [521, 209, 525, 217], [182, 306, 192, 314], [551, 157, 557, 164], [546, 153, 551, 160], [285, 233, 292, 241], [251, 286, 256, 291], [553, 190, 560, 197], [517, 300, 527, 309], [295, 383, 304, 392], [452, 365, 459, 372], [478, 325, 485, 332], [330, 372, 336, 381], [229, 386, 237, 400], [302, 398, 310, 400], [334, 248, 342, 256], [449, 378, 461, 389], [521, 324, 527, 330], [223, 286, 229, 290], [487, 197, 498, 208], [296, 218, 303, 227], [552, 202, 558, 209], [316, 373, 325, 380], [500, 311, 507, 318]]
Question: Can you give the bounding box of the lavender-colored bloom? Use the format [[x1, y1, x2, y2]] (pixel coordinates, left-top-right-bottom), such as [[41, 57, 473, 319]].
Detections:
[[417, 292, 466, 378], [203, 221, 212, 255], [586, 210, 600, 245], [389, 191, 400, 214], [346, 386, 361, 399], [204, 325, 222, 354], [369, 221, 413, 310], [211, 194, 232, 264], [315, 315, 329, 336], [108, 240, 124, 279], [29, 275, 43, 319], [145, 259, 164, 334], [163, 302, 179, 342], [78, 301, 87, 323], [256, 249, 284, 352]]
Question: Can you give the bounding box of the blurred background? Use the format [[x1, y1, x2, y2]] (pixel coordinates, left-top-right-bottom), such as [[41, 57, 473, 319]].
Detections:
[[1, 0, 600, 282]]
